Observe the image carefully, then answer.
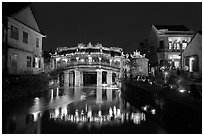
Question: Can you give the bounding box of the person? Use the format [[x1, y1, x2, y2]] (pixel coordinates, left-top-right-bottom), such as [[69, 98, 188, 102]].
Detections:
[[190, 84, 201, 99]]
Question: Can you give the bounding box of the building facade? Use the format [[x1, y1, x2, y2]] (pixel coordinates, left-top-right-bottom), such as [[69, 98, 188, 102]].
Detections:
[[183, 32, 202, 79], [51, 42, 124, 87], [148, 25, 194, 69], [130, 50, 149, 78], [2, 3, 45, 75]]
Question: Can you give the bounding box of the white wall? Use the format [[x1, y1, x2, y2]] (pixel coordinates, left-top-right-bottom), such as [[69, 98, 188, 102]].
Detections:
[[7, 18, 44, 74], [183, 33, 202, 75]]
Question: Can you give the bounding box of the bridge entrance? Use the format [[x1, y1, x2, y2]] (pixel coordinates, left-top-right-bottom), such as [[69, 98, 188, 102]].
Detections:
[[83, 71, 97, 86]]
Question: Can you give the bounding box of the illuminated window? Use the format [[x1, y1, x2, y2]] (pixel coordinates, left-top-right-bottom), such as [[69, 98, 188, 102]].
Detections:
[[173, 43, 177, 49], [182, 40, 187, 50], [27, 56, 32, 67], [176, 43, 180, 49], [169, 42, 172, 49], [191, 56, 199, 72], [10, 25, 19, 40], [23, 31, 28, 44]]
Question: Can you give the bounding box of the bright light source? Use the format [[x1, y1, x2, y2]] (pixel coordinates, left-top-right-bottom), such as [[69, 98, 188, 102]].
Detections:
[[32, 111, 40, 121], [142, 105, 148, 111], [151, 109, 156, 115], [179, 89, 186, 93], [34, 97, 39, 101], [81, 59, 84, 62]]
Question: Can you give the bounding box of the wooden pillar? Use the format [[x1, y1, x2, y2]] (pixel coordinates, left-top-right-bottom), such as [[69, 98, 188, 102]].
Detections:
[[107, 71, 112, 85], [80, 71, 83, 86], [64, 70, 69, 86], [97, 70, 102, 87], [75, 70, 81, 86]]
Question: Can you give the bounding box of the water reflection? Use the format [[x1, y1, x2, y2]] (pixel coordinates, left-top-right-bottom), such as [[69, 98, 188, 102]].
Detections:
[[48, 104, 146, 125], [3, 86, 155, 133], [47, 87, 147, 128]]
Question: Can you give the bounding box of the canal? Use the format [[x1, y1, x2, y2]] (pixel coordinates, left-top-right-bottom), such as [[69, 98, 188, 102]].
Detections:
[[2, 85, 164, 134]]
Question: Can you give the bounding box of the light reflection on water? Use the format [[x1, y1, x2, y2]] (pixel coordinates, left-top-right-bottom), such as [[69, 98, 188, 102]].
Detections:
[[3, 86, 153, 134]]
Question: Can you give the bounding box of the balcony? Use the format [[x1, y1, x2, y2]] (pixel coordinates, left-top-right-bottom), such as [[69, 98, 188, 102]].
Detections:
[[157, 48, 184, 52]]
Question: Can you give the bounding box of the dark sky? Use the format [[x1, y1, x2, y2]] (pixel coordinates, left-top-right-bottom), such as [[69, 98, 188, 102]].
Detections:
[[32, 2, 202, 53]]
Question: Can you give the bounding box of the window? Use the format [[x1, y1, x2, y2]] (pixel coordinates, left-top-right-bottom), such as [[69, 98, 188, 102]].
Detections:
[[159, 40, 164, 49], [173, 43, 177, 49], [27, 56, 32, 67], [169, 42, 172, 49], [182, 40, 187, 50], [10, 25, 19, 40], [192, 56, 199, 72], [176, 43, 180, 49], [23, 31, 28, 43], [36, 37, 39, 47]]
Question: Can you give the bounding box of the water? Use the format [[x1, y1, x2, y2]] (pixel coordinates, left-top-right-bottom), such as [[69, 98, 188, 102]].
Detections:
[[2, 86, 162, 134]]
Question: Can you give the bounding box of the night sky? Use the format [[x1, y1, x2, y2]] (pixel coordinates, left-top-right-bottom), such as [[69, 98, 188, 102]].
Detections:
[[32, 2, 202, 53]]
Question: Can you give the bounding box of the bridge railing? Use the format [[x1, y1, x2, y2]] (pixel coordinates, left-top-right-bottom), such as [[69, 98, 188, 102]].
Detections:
[[57, 61, 120, 70]]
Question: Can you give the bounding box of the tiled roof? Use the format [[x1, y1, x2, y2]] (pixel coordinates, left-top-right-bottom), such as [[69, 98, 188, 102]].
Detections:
[[154, 25, 190, 31]]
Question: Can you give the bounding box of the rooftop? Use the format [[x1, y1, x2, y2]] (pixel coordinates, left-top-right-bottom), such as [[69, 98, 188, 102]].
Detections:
[[154, 25, 191, 31]]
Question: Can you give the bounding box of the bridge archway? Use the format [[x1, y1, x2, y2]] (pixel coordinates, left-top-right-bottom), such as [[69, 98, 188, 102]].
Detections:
[[102, 71, 107, 84], [83, 71, 97, 86], [112, 72, 116, 84]]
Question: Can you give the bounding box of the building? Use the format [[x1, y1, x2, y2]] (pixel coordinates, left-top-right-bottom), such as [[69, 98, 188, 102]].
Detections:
[[51, 42, 124, 87], [148, 25, 194, 69], [122, 53, 131, 78], [2, 3, 45, 75], [182, 32, 202, 79], [130, 50, 149, 78]]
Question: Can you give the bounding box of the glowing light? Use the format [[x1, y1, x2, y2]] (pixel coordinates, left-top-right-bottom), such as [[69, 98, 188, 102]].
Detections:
[[113, 106, 117, 116], [34, 97, 39, 101], [109, 107, 113, 117], [55, 108, 59, 118], [151, 109, 156, 115], [56, 57, 60, 62], [88, 56, 92, 60], [179, 89, 186, 93], [81, 59, 85, 62], [142, 105, 149, 111], [75, 109, 79, 116], [98, 110, 102, 117], [32, 111, 40, 121], [88, 110, 92, 118], [164, 72, 168, 75]]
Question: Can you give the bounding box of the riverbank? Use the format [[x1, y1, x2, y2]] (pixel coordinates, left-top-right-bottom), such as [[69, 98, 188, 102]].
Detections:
[[2, 73, 50, 102], [122, 79, 202, 133]]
